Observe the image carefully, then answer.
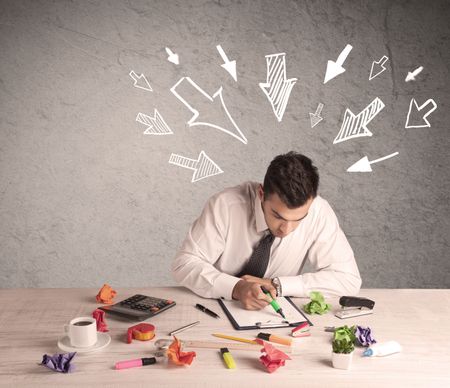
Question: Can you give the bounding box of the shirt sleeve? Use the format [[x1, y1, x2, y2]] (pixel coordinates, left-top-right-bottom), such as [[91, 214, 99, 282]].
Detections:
[[278, 200, 362, 297], [171, 193, 241, 300]]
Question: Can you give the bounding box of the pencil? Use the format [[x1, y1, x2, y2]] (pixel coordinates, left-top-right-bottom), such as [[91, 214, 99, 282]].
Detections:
[[212, 333, 259, 345]]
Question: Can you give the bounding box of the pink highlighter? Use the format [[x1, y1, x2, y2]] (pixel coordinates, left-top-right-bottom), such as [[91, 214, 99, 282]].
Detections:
[[115, 357, 156, 370]]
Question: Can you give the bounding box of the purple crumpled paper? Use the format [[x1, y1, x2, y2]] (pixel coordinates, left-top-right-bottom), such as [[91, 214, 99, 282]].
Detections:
[[355, 325, 377, 347], [40, 352, 76, 373]]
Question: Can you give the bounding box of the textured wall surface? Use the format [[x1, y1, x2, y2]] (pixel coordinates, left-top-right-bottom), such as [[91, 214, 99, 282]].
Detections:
[[1, 0, 449, 288]]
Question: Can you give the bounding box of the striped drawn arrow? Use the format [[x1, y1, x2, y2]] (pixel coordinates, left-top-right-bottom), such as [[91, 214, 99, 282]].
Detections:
[[259, 53, 297, 122], [169, 151, 223, 182], [333, 97, 385, 144], [136, 109, 173, 135]]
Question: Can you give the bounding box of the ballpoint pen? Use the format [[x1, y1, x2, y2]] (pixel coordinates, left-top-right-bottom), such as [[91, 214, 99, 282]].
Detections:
[[195, 303, 220, 318], [261, 287, 286, 319]]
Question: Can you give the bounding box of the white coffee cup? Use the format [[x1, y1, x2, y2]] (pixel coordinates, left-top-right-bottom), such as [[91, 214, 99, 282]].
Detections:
[[64, 316, 97, 348]]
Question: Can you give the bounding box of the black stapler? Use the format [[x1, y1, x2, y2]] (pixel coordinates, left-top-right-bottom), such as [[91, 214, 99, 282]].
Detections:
[[335, 296, 375, 319]]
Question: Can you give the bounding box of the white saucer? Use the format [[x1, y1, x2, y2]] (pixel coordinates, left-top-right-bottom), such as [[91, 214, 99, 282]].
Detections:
[[57, 332, 111, 353]]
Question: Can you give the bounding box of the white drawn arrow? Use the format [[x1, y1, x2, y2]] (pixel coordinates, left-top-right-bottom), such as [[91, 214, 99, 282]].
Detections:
[[136, 109, 173, 135], [165, 47, 179, 65], [369, 55, 389, 81], [324, 44, 353, 84], [169, 151, 223, 182], [405, 66, 423, 82], [129, 70, 152, 91], [347, 152, 399, 172], [170, 77, 247, 144], [334, 97, 385, 144], [216, 45, 237, 81], [259, 53, 297, 122], [309, 103, 324, 128], [405, 98, 437, 128]]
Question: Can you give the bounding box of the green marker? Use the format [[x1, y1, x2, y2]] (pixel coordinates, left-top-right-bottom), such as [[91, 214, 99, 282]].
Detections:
[[261, 287, 286, 319]]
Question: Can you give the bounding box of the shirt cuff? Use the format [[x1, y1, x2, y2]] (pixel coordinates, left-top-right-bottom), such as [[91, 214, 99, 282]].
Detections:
[[213, 273, 241, 300], [278, 276, 306, 297]]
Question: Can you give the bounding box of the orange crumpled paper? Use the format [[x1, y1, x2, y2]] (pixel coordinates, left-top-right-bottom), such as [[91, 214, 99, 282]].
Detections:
[[258, 340, 291, 373], [96, 284, 117, 304], [167, 336, 196, 366]]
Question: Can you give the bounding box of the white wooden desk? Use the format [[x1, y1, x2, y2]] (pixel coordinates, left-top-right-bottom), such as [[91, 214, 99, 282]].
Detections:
[[0, 288, 449, 387]]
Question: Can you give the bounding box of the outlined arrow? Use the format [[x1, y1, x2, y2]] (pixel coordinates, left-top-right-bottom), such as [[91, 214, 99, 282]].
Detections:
[[369, 55, 389, 81], [309, 103, 324, 128], [333, 97, 385, 144], [165, 47, 179, 65], [136, 109, 173, 135], [405, 98, 437, 128], [169, 151, 223, 182], [259, 53, 297, 122], [324, 44, 353, 84], [347, 152, 399, 172], [216, 44, 237, 81], [129, 70, 153, 91], [170, 77, 247, 144], [405, 66, 423, 82]]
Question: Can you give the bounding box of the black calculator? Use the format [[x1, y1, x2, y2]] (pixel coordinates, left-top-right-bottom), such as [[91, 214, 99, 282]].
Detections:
[[99, 294, 176, 321]]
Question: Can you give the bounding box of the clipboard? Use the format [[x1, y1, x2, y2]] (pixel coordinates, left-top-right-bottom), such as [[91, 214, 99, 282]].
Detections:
[[218, 297, 312, 330]]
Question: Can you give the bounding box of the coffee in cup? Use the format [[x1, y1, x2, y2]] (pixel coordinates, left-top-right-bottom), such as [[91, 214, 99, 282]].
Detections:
[[64, 316, 97, 348]]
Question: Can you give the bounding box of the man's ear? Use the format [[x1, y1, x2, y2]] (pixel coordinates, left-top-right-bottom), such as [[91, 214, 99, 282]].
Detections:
[[258, 184, 264, 201]]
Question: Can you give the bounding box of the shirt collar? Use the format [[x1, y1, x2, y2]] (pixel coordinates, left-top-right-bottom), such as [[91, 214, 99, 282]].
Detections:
[[254, 187, 269, 233]]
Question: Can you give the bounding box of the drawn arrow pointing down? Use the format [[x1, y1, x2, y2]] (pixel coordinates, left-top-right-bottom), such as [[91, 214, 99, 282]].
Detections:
[[347, 152, 399, 172], [309, 103, 324, 128], [216, 45, 237, 81], [324, 44, 353, 84]]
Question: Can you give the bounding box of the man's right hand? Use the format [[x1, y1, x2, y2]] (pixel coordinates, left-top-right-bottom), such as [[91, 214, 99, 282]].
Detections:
[[232, 279, 270, 310]]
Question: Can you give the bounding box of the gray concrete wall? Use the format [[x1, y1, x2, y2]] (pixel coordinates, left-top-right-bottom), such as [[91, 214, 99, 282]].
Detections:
[[1, 0, 449, 289]]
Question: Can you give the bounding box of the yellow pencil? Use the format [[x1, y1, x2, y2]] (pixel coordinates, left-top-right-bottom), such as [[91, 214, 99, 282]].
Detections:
[[212, 333, 259, 345]]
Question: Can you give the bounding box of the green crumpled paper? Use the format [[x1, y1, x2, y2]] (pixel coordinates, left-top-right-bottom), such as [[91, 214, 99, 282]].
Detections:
[[303, 291, 331, 314]]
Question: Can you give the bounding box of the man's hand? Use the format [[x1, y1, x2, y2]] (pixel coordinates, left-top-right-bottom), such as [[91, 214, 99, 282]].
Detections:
[[232, 279, 271, 310], [240, 275, 277, 300]]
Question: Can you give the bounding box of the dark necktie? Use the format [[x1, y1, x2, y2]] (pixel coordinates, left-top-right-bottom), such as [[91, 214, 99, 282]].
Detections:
[[236, 232, 275, 278]]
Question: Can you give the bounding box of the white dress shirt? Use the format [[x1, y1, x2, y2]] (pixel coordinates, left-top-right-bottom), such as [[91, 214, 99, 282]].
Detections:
[[172, 182, 361, 300]]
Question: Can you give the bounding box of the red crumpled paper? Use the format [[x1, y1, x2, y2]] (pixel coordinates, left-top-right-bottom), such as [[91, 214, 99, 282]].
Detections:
[[95, 284, 117, 304], [92, 309, 108, 332], [167, 336, 196, 366], [258, 340, 291, 373]]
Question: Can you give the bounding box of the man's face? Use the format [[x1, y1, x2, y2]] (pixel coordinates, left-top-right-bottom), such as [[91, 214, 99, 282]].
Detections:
[[259, 185, 313, 238]]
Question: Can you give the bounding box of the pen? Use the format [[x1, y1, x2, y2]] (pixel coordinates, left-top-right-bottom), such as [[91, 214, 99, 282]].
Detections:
[[220, 347, 236, 369], [169, 320, 200, 336], [195, 303, 220, 319], [261, 287, 286, 319], [212, 333, 258, 344], [115, 357, 156, 370], [257, 332, 292, 347]]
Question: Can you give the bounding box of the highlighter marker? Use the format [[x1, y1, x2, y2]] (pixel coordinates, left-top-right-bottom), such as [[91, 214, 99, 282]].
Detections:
[[261, 288, 286, 319], [220, 347, 236, 369], [257, 332, 292, 347], [115, 357, 156, 370]]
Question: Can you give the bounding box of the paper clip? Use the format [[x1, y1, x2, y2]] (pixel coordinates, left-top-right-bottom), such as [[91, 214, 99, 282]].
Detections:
[[255, 321, 290, 328]]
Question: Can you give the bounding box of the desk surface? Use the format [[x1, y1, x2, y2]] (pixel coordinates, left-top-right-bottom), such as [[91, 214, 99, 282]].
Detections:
[[0, 288, 449, 387]]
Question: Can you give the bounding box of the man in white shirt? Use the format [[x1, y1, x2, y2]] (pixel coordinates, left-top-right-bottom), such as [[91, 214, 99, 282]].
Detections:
[[172, 152, 361, 310]]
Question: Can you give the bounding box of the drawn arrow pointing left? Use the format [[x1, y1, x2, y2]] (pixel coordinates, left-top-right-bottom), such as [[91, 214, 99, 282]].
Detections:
[[170, 77, 247, 144], [169, 151, 223, 182], [347, 152, 399, 172], [259, 53, 297, 122]]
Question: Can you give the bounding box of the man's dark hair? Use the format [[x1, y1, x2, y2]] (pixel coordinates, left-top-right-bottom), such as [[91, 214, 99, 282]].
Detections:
[[263, 151, 319, 208]]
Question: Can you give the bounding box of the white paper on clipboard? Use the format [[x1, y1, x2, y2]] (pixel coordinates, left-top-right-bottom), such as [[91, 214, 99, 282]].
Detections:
[[218, 297, 312, 330]]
